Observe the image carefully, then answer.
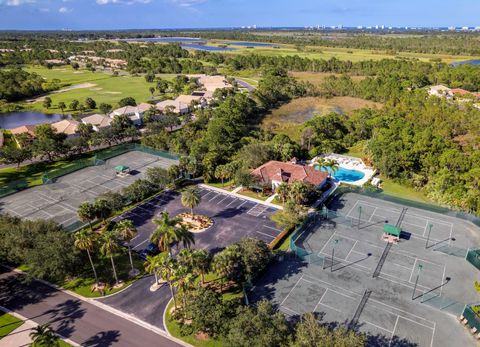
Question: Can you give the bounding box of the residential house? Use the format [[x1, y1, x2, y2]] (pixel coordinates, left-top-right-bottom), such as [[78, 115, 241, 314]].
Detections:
[[251, 160, 329, 190], [51, 119, 79, 137], [10, 124, 36, 137], [110, 103, 153, 126], [449, 88, 473, 98], [81, 114, 112, 131], [428, 85, 451, 97], [191, 90, 215, 102], [174, 95, 208, 109], [188, 74, 233, 92], [155, 100, 189, 115]]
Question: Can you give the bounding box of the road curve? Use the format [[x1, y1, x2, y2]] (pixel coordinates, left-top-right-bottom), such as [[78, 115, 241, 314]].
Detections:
[[0, 268, 184, 347]]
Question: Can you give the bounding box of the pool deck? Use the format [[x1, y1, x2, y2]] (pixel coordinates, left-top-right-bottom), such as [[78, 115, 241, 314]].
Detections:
[[312, 153, 376, 186]]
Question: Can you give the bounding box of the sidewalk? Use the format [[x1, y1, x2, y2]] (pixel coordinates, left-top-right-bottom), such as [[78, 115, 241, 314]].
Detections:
[[0, 307, 80, 347]]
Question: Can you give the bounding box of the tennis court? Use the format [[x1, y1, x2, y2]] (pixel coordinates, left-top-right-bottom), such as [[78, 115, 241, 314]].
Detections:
[[252, 192, 480, 347], [0, 151, 177, 229]]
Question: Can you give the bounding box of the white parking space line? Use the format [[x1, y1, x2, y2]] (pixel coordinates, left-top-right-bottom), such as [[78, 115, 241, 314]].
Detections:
[[226, 199, 239, 207], [255, 230, 276, 240], [209, 193, 221, 202], [132, 239, 149, 250], [236, 200, 248, 209], [217, 196, 230, 204], [263, 225, 282, 232]]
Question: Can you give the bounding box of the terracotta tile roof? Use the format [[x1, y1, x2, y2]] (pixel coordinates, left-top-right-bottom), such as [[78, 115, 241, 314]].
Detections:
[[450, 88, 471, 96], [51, 119, 79, 136], [155, 99, 189, 113], [10, 124, 36, 136], [251, 160, 328, 186], [82, 114, 112, 128], [112, 103, 152, 116]]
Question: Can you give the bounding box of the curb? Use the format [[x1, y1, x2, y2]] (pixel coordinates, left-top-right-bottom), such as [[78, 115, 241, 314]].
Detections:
[[0, 305, 81, 347], [199, 183, 283, 210], [7, 267, 192, 347]]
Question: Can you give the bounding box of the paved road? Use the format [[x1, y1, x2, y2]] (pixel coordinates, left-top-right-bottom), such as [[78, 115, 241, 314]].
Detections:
[[0, 268, 183, 347], [235, 78, 255, 91]]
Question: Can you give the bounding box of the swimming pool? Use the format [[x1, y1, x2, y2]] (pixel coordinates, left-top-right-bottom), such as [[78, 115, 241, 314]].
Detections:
[[316, 166, 365, 182]]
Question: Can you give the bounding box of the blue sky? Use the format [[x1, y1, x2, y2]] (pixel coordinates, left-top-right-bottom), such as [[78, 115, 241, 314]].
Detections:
[[0, 0, 479, 30]]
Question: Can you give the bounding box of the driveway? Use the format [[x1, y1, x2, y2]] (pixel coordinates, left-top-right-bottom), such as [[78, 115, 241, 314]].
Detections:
[[0, 268, 183, 347]]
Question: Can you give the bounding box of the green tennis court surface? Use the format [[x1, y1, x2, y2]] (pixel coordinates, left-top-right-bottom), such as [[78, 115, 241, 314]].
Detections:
[[252, 192, 480, 347]]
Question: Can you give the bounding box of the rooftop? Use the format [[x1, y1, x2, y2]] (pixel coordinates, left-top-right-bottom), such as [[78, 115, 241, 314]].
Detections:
[[252, 160, 329, 186]]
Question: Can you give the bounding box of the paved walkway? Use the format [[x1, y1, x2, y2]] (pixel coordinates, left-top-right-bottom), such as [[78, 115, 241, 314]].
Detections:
[[0, 268, 187, 347], [0, 318, 36, 347]]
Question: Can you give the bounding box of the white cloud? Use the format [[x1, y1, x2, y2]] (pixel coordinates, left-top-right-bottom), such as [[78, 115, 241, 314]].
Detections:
[[59, 6, 72, 13], [171, 0, 206, 8], [1, 0, 35, 6], [96, 0, 151, 4]]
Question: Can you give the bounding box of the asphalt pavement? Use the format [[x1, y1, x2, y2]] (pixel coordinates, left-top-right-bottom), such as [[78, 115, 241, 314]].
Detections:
[[0, 268, 184, 347]]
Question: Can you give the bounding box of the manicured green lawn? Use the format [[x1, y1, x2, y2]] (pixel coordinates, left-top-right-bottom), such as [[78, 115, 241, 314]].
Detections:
[[0, 312, 23, 339], [58, 340, 73, 347], [205, 180, 235, 191], [237, 189, 270, 201], [379, 176, 431, 203], [63, 251, 145, 298], [21, 66, 157, 114]]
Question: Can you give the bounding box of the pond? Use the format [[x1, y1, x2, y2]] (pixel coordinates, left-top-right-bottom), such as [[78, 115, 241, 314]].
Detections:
[[0, 111, 64, 130], [227, 41, 276, 47], [451, 60, 480, 67], [122, 37, 204, 43], [180, 44, 237, 51]]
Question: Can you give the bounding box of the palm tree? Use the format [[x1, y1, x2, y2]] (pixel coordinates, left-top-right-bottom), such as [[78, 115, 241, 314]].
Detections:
[[313, 157, 339, 177], [114, 219, 138, 272], [174, 265, 196, 309], [158, 255, 179, 310], [178, 248, 195, 269], [176, 224, 195, 250], [150, 211, 182, 257], [181, 186, 201, 217], [289, 181, 310, 204], [144, 254, 162, 286], [212, 249, 240, 292], [99, 230, 120, 285], [29, 324, 60, 347], [74, 229, 99, 287], [192, 249, 211, 285], [77, 202, 97, 231], [275, 182, 290, 203], [215, 165, 229, 186]]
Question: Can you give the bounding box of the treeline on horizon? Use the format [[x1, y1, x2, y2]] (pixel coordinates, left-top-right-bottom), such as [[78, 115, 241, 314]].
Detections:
[[1, 29, 480, 56]]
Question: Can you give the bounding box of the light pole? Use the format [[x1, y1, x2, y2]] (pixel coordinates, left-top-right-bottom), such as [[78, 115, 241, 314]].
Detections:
[[412, 264, 423, 300], [331, 239, 339, 272], [425, 223, 433, 249], [357, 206, 362, 229]]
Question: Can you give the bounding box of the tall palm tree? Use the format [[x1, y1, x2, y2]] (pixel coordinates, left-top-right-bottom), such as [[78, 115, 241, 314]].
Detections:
[[158, 255, 179, 310], [181, 186, 201, 217], [29, 324, 60, 347], [99, 230, 120, 285], [176, 224, 195, 250], [150, 211, 182, 257], [174, 265, 196, 309], [275, 182, 290, 203], [144, 254, 162, 285], [212, 249, 240, 292], [77, 202, 97, 231], [214, 165, 229, 186], [192, 249, 211, 285], [74, 229, 99, 287], [114, 219, 138, 272], [313, 157, 339, 177]]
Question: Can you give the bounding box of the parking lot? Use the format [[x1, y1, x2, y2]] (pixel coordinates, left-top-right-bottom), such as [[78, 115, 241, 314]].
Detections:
[[115, 185, 282, 254], [251, 192, 480, 347], [0, 151, 177, 228], [101, 185, 282, 330]]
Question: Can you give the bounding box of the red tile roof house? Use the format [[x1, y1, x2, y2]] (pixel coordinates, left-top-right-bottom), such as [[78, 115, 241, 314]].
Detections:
[[251, 160, 329, 190]]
